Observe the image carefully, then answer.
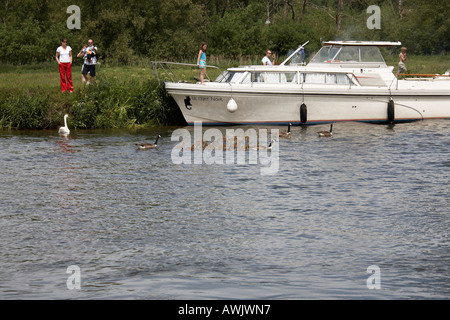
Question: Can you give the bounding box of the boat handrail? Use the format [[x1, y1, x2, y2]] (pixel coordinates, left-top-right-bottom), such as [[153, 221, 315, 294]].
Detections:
[[226, 67, 358, 75], [280, 41, 309, 66], [397, 73, 450, 77], [322, 41, 402, 47], [152, 61, 223, 85]]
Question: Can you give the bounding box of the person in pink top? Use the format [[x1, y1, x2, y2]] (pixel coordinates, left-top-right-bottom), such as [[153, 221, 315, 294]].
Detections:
[[56, 38, 74, 93]]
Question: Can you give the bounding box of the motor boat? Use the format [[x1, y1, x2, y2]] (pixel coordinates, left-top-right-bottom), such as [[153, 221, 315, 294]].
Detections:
[[160, 41, 450, 125]]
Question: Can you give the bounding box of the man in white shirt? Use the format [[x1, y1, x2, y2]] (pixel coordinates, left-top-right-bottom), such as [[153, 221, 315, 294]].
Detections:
[[77, 39, 98, 85], [261, 50, 275, 65]]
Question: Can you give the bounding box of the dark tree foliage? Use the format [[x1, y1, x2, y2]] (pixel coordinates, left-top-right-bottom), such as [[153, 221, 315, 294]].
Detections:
[[0, 0, 448, 65]]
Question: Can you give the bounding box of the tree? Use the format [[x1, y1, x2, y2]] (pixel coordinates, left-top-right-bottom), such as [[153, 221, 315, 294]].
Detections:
[[336, 0, 344, 31], [0, 0, 447, 64], [297, 0, 308, 24]]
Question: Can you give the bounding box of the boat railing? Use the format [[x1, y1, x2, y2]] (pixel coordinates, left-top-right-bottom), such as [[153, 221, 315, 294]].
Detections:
[[280, 41, 309, 66], [152, 61, 223, 85], [397, 73, 450, 78], [394, 73, 450, 88]]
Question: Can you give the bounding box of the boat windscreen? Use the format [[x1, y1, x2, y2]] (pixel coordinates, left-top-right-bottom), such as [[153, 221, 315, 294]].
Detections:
[[310, 46, 340, 63], [310, 45, 386, 64]]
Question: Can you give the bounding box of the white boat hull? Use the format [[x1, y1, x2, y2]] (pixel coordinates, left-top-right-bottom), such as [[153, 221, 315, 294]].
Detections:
[[166, 82, 450, 125]]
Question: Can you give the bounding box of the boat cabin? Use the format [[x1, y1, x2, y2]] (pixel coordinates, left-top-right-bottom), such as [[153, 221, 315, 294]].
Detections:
[[214, 41, 401, 87]]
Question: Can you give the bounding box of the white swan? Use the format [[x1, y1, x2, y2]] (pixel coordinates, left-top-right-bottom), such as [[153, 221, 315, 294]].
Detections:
[[59, 114, 70, 135]]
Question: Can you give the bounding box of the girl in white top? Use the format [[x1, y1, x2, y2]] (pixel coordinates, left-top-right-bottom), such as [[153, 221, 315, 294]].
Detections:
[[56, 38, 74, 92]]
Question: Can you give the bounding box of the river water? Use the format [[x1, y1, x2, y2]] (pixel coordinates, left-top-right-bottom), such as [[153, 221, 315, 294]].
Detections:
[[0, 120, 448, 300]]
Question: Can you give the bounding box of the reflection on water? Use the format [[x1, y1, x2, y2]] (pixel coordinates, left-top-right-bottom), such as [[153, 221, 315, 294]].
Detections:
[[0, 121, 449, 299]]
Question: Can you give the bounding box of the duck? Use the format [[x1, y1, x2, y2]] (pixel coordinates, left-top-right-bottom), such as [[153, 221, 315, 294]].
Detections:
[[58, 114, 70, 135], [136, 135, 161, 149], [279, 123, 292, 138], [317, 124, 333, 137]]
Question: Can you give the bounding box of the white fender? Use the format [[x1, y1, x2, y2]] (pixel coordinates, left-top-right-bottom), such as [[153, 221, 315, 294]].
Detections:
[[227, 98, 238, 113]]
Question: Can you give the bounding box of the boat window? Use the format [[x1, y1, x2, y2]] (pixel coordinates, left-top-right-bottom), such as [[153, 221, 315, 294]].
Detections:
[[251, 72, 298, 83], [338, 46, 359, 62], [215, 71, 244, 83], [251, 73, 263, 82], [304, 73, 326, 83], [326, 73, 337, 83], [303, 73, 351, 85], [215, 71, 228, 82], [264, 73, 286, 83], [240, 72, 251, 84], [227, 72, 243, 83], [284, 72, 298, 83], [360, 46, 385, 62], [334, 73, 351, 85]]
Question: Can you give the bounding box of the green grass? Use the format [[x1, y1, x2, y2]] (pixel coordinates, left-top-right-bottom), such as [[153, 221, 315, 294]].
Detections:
[[0, 61, 156, 90], [384, 54, 449, 74], [1, 54, 448, 90]]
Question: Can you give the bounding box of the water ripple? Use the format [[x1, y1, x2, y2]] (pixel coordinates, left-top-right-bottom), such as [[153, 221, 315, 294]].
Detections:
[[0, 121, 449, 299]]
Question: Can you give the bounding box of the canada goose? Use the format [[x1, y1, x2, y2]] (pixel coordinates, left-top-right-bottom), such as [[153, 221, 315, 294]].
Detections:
[[136, 135, 161, 149], [317, 124, 333, 137], [58, 114, 70, 135], [279, 123, 292, 138]]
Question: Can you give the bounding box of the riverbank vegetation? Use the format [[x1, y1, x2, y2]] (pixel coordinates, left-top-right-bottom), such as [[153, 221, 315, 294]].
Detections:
[[0, 65, 186, 129], [1, 53, 448, 130], [0, 0, 448, 129]]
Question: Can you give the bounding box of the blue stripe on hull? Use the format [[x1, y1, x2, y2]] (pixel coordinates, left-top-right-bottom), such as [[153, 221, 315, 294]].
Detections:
[[186, 118, 427, 126]]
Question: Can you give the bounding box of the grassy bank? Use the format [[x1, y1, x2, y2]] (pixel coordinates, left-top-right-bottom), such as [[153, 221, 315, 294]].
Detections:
[[0, 62, 186, 130], [383, 53, 449, 74], [0, 54, 448, 130]]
